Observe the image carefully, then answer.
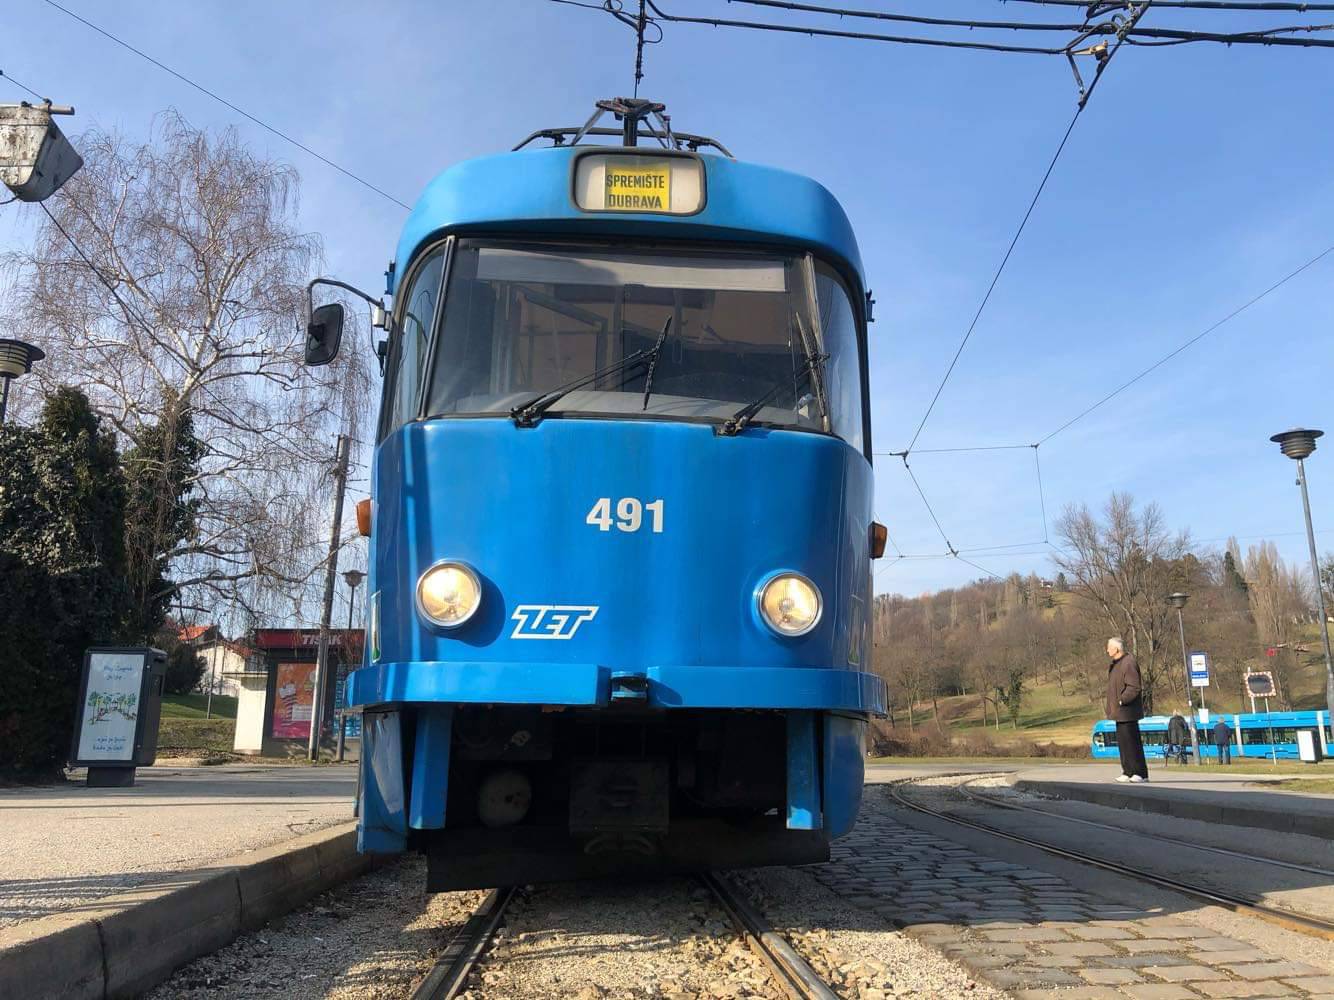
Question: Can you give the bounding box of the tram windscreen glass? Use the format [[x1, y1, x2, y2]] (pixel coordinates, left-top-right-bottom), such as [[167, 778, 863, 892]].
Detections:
[[423, 241, 864, 446]]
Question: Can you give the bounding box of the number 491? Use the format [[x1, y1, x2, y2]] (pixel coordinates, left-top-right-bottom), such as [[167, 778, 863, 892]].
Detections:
[[586, 497, 664, 534]]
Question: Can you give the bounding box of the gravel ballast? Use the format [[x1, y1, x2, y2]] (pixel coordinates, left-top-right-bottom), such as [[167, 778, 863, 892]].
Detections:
[[147, 857, 483, 1000], [458, 877, 785, 999], [735, 866, 1004, 1000]]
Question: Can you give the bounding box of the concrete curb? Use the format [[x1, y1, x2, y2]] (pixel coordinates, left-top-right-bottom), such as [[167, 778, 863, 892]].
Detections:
[[1013, 778, 1332, 838], [0, 821, 379, 1000]]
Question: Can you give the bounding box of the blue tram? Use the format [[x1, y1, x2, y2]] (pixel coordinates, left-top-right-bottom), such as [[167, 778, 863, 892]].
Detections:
[[1091, 711, 1333, 762], [304, 100, 887, 889]]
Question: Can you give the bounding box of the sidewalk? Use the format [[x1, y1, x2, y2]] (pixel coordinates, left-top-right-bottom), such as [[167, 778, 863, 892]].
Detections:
[[1011, 762, 1334, 837], [0, 763, 356, 927]]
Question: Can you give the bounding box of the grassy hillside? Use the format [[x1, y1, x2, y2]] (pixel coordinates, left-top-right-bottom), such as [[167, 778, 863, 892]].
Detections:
[[162, 693, 237, 719], [889, 621, 1331, 750]]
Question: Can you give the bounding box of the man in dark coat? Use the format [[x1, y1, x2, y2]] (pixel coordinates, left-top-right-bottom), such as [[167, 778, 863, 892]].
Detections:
[[1167, 711, 1190, 763], [1213, 717, 1233, 765], [1106, 637, 1149, 782]]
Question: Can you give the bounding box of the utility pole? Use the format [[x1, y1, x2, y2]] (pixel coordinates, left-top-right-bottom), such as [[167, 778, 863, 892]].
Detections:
[[308, 434, 350, 762]]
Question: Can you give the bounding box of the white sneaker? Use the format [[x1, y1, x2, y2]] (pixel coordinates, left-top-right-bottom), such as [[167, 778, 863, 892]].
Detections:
[[1129, 775, 1147, 783], [1116, 774, 1132, 782]]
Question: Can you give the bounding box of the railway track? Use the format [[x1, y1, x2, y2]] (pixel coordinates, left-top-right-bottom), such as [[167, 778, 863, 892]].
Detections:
[[409, 875, 839, 999], [890, 774, 1334, 943]]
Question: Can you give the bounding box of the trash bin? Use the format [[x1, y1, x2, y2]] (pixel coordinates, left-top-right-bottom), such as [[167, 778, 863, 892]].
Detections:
[[1297, 729, 1324, 763], [70, 647, 167, 786]]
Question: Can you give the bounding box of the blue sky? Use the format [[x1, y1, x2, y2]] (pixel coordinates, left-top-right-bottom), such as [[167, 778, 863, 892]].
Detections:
[[2, 0, 1331, 597]]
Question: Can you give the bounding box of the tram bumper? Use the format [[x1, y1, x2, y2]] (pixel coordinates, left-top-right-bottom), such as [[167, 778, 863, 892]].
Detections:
[[350, 661, 880, 872], [346, 660, 885, 712]]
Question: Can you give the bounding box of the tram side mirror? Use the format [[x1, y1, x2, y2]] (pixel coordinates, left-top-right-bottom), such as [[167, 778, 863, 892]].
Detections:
[[305, 303, 345, 366]]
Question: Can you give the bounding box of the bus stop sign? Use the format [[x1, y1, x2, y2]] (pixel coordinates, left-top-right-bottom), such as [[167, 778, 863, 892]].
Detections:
[[1189, 650, 1210, 688]]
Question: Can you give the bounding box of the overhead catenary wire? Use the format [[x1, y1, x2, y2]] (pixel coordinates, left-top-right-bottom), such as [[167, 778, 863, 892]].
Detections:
[[1001, 0, 1334, 10], [641, 2, 1070, 53], [724, 0, 1094, 32], [641, 1, 1334, 52], [0, 68, 45, 102], [875, 443, 1032, 456], [901, 457, 957, 554], [1039, 242, 1334, 444], [39, 201, 159, 336], [903, 1, 1150, 455], [40, 0, 413, 211]]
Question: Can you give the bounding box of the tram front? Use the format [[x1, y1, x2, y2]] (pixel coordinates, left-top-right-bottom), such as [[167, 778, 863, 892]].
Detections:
[[307, 134, 887, 888]]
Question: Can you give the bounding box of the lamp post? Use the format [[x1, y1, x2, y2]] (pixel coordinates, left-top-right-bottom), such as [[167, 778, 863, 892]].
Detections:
[[1168, 592, 1202, 765], [336, 568, 366, 763], [0, 339, 45, 423], [343, 569, 366, 629], [1270, 428, 1334, 718]]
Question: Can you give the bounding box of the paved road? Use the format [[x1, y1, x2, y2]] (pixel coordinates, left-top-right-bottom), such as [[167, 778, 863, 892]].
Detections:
[[0, 764, 355, 927]]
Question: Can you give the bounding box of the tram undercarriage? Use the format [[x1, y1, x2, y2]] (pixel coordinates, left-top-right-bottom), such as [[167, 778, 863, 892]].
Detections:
[[377, 706, 839, 890]]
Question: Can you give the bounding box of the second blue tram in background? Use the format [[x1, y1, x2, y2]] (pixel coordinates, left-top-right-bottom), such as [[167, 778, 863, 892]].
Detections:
[[1091, 711, 1333, 761], [304, 99, 888, 889]]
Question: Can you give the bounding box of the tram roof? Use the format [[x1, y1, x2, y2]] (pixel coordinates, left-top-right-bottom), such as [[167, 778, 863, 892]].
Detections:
[[392, 145, 865, 295]]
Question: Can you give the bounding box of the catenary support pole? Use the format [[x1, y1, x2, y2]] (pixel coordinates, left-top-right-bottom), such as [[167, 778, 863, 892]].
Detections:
[[309, 434, 350, 762], [1296, 458, 1334, 718]]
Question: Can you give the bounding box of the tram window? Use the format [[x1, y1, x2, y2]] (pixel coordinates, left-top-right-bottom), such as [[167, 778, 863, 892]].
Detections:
[[1241, 726, 1297, 745], [813, 262, 864, 453], [386, 248, 446, 432], [423, 241, 868, 448]]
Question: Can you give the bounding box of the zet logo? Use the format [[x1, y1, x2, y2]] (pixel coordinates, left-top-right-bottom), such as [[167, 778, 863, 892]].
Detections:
[[510, 605, 599, 640]]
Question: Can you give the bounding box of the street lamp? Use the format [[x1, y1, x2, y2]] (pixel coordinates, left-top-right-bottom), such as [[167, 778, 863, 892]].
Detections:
[[0, 339, 45, 423], [1269, 428, 1334, 719], [1168, 591, 1202, 765], [343, 569, 366, 629], [335, 567, 367, 763]]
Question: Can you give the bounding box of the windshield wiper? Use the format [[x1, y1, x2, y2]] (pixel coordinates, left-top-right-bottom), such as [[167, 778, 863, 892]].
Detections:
[[511, 347, 654, 428], [716, 351, 829, 438], [640, 316, 674, 411]]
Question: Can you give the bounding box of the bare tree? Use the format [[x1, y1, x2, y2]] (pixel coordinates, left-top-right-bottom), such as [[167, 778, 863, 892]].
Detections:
[[1244, 541, 1308, 706], [4, 113, 370, 629], [1053, 493, 1191, 711]]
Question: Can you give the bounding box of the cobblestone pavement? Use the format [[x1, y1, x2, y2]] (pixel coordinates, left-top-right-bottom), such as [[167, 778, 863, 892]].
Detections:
[[808, 784, 1334, 999]]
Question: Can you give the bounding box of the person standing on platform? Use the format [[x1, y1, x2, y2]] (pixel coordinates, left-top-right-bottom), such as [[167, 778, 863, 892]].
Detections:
[[1106, 637, 1149, 783], [1167, 710, 1190, 765], [1213, 717, 1233, 765]]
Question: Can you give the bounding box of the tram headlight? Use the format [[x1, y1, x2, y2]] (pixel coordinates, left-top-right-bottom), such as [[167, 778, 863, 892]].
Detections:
[[757, 572, 822, 637], [416, 561, 482, 629]]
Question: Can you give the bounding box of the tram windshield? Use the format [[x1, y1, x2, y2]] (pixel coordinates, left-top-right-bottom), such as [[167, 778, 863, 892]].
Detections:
[[406, 240, 866, 450]]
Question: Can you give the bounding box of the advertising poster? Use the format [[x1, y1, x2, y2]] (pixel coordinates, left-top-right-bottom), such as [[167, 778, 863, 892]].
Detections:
[[271, 661, 315, 739], [76, 652, 143, 761]]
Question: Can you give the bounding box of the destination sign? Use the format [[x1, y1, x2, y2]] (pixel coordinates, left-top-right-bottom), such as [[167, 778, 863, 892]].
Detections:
[[573, 153, 702, 215], [604, 163, 672, 211]]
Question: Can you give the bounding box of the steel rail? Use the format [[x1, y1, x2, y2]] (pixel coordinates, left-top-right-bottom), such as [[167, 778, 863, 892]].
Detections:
[[888, 778, 1334, 942], [410, 886, 516, 1000], [701, 873, 839, 1000], [957, 777, 1334, 879]]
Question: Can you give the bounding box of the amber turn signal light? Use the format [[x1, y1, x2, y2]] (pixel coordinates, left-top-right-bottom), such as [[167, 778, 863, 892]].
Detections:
[[870, 521, 888, 559], [356, 498, 372, 537]]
